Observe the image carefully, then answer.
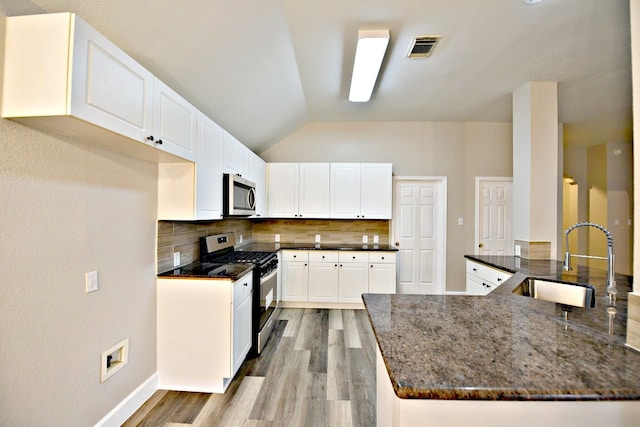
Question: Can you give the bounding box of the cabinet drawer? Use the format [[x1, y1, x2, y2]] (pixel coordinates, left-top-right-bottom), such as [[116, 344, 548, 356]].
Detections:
[[309, 251, 339, 263], [466, 260, 511, 286], [339, 251, 368, 263], [233, 272, 253, 303], [369, 252, 396, 264], [282, 250, 308, 262]]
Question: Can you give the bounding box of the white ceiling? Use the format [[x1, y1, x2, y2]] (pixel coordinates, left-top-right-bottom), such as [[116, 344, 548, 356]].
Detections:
[[6, 0, 633, 153]]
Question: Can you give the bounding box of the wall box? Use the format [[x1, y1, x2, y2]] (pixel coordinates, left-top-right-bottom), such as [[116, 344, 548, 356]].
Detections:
[[101, 338, 129, 382], [2, 13, 193, 163]]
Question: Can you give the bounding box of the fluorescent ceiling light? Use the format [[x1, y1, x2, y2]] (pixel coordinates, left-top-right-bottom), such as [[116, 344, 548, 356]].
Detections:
[[349, 29, 390, 102]]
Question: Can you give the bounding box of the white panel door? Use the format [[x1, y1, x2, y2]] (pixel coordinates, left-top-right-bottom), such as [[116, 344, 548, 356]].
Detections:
[[394, 178, 446, 294], [476, 178, 513, 255]]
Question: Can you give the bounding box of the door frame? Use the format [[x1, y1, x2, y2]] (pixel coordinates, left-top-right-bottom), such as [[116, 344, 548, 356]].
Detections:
[[474, 177, 513, 255], [391, 176, 448, 294]]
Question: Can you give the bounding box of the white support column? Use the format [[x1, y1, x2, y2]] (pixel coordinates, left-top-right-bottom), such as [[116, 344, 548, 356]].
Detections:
[[512, 81, 561, 259]]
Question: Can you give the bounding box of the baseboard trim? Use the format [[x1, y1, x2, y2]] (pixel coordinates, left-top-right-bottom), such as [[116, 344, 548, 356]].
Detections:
[[94, 372, 158, 427], [445, 291, 467, 295]]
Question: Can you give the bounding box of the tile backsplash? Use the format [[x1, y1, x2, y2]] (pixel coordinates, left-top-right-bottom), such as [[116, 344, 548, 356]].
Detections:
[[252, 219, 390, 245], [157, 218, 391, 272], [157, 219, 252, 273]]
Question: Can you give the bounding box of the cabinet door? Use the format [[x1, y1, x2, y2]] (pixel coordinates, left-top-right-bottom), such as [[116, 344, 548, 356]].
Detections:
[[195, 113, 224, 220], [151, 78, 197, 161], [268, 163, 300, 218], [338, 262, 369, 303], [308, 262, 339, 302], [248, 153, 267, 217], [282, 261, 308, 301], [223, 132, 250, 176], [360, 163, 392, 219], [330, 163, 362, 218], [369, 263, 396, 293], [70, 14, 154, 143], [299, 163, 330, 218], [232, 289, 253, 375]]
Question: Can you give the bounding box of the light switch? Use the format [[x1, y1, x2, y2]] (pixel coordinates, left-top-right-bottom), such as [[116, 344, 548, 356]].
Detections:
[[457, 218, 464, 225], [85, 271, 98, 293]]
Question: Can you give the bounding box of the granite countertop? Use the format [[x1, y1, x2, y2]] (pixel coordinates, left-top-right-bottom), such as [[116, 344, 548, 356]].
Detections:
[[157, 262, 254, 280], [363, 255, 640, 401], [238, 242, 398, 252]]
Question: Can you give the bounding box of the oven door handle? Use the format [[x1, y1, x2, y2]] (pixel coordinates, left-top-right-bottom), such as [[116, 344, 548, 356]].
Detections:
[[261, 268, 277, 283]]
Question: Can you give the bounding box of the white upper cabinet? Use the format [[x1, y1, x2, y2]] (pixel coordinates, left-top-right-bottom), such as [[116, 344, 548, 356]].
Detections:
[[268, 163, 300, 218], [267, 163, 330, 218], [2, 13, 192, 163], [299, 163, 331, 218], [151, 78, 197, 162], [158, 112, 224, 220], [360, 163, 393, 219], [223, 132, 250, 177], [330, 163, 392, 219], [248, 152, 267, 217]]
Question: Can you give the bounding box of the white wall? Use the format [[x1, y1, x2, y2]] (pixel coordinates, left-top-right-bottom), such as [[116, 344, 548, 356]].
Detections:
[[0, 6, 158, 425], [261, 121, 513, 292]]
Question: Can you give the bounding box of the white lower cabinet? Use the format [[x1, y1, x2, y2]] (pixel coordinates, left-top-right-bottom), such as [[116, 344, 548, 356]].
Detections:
[[338, 252, 369, 303], [281, 250, 396, 306], [369, 252, 397, 293], [281, 251, 309, 301], [157, 271, 253, 393], [466, 260, 512, 296], [308, 252, 340, 302]]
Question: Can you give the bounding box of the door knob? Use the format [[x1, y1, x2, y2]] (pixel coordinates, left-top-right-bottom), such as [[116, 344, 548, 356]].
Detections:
[[478, 243, 484, 248], [395, 242, 400, 247]]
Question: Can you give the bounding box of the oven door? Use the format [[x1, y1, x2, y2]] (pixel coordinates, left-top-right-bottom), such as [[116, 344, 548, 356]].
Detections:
[[259, 268, 277, 331]]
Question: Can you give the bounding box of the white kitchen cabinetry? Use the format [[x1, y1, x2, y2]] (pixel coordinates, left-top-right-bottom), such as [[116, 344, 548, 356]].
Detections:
[[232, 273, 253, 375], [369, 252, 397, 293], [281, 251, 309, 301], [248, 153, 267, 217], [157, 112, 224, 220], [157, 270, 253, 393], [2, 13, 192, 163], [223, 132, 250, 176], [466, 260, 512, 296], [338, 252, 369, 303], [308, 251, 340, 302], [151, 78, 197, 161], [267, 163, 330, 218], [330, 163, 392, 219]]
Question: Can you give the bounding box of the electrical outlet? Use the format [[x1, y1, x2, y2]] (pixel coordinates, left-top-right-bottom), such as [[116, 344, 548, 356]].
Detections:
[[173, 252, 180, 267], [239, 234, 243, 243], [458, 218, 464, 225], [363, 235, 368, 244], [515, 245, 521, 256], [275, 234, 280, 242], [373, 235, 379, 244], [85, 271, 98, 293], [315, 234, 321, 243]]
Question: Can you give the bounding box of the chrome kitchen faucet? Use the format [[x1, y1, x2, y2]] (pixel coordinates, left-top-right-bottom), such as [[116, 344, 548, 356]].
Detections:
[[563, 222, 616, 304]]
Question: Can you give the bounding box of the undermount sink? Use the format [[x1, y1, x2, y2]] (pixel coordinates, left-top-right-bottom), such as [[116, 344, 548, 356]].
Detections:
[[513, 279, 596, 308]]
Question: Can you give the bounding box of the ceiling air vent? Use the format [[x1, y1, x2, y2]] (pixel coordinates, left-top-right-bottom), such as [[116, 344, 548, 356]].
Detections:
[[407, 35, 441, 59]]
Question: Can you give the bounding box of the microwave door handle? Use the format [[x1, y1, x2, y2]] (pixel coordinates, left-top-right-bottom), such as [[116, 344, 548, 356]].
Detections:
[[248, 187, 256, 210]]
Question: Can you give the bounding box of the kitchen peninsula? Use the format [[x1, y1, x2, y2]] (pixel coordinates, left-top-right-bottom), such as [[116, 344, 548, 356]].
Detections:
[[364, 256, 640, 427]]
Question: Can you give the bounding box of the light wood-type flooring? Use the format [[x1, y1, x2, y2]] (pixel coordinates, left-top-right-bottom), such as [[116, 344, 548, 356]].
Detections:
[[123, 308, 376, 426]]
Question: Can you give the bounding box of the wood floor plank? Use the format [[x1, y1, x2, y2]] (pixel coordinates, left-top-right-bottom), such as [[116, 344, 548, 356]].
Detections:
[[122, 389, 168, 426], [346, 348, 376, 427], [327, 329, 350, 401], [326, 400, 354, 427], [131, 391, 210, 426], [329, 308, 344, 330], [279, 308, 304, 337], [245, 319, 287, 377], [207, 376, 264, 427], [342, 309, 363, 349]]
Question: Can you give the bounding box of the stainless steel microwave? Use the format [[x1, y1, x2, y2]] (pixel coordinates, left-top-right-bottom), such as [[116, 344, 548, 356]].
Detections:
[[223, 174, 256, 216]]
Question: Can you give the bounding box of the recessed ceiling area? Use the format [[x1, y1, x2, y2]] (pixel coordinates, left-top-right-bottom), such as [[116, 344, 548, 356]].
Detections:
[[11, 0, 633, 153]]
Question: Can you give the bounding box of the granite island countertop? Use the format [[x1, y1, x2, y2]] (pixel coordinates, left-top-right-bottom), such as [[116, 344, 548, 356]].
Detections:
[[363, 255, 640, 401]]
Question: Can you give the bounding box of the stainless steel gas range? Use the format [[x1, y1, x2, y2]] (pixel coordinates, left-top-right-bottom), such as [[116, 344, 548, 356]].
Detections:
[[200, 233, 278, 354]]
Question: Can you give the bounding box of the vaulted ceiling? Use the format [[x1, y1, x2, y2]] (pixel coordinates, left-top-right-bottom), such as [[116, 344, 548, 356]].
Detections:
[[7, 0, 633, 153]]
